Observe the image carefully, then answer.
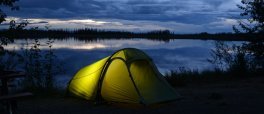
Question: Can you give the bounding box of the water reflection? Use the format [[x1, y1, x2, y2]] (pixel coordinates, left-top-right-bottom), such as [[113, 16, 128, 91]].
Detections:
[[7, 38, 216, 72], [7, 38, 215, 50], [6, 38, 218, 88]]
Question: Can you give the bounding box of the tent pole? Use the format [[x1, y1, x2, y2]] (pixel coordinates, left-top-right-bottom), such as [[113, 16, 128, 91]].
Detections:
[[125, 62, 146, 105]]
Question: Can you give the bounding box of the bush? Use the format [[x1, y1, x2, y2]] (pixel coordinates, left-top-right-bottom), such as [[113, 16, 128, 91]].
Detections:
[[22, 38, 63, 91], [164, 67, 227, 87]]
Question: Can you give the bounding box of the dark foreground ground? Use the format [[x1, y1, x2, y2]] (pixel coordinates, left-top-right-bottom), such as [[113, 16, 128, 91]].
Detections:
[[2, 76, 264, 114]]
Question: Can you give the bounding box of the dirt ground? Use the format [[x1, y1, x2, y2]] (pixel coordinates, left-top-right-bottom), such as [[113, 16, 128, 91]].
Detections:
[[2, 76, 264, 114]]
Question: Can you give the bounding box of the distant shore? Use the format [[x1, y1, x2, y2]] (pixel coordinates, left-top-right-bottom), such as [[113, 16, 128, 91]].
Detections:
[[0, 29, 263, 41]]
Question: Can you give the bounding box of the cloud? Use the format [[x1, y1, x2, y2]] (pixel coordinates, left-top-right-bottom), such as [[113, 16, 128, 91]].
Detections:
[[8, 0, 241, 20], [1, 0, 242, 33], [1, 16, 237, 33], [204, 17, 238, 32]]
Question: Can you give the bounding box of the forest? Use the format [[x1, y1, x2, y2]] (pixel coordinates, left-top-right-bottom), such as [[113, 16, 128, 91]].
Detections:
[[0, 28, 263, 42]]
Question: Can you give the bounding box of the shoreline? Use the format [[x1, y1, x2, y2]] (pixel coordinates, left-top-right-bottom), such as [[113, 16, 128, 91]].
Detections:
[[1, 29, 263, 42]]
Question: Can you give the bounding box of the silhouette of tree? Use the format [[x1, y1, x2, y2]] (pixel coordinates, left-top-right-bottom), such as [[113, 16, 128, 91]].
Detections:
[[233, 0, 264, 33], [234, 0, 263, 72], [231, 0, 264, 74], [1, 0, 19, 45], [209, 0, 264, 76], [0, 0, 20, 71], [0, 0, 19, 24]]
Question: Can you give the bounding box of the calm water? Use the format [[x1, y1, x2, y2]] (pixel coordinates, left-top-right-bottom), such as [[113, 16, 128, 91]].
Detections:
[[6, 38, 237, 88]]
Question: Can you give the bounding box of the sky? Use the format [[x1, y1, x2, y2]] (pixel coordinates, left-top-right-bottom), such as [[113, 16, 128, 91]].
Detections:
[[0, 0, 243, 33]]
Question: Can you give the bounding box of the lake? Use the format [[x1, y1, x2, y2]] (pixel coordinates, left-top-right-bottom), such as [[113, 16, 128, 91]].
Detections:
[[5, 38, 238, 88]]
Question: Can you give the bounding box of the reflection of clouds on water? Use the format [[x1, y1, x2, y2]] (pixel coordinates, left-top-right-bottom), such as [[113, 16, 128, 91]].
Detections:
[[5, 38, 217, 74], [144, 47, 213, 73], [53, 46, 213, 77], [6, 38, 215, 50], [6, 38, 226, 88]]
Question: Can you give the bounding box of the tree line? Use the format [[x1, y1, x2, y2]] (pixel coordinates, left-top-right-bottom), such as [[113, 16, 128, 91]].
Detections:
[[0, 28, 263, 42]]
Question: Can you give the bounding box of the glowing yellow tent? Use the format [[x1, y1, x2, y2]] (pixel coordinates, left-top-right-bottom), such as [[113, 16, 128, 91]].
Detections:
[[68, 48, 180, 105]]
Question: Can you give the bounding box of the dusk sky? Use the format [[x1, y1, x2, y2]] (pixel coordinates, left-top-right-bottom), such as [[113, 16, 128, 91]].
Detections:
[[1, 0, 243, 33]]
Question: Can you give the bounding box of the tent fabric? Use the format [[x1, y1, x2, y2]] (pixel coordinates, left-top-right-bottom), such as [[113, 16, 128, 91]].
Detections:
[[68, 48, 180, 105]]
